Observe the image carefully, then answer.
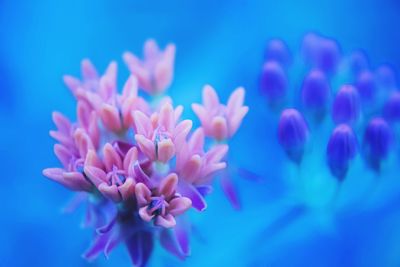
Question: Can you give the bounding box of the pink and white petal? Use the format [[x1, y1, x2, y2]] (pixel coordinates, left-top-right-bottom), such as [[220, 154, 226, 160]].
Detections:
[[104, 61, 118, 88], [98, 183, 121, 202], [122, 75, 138, 100], [159, 173, 178, 198], [174, 120, 192, 139], [174, 105, 183, 122], [163, 44, 176, 63], [52, 111, 71, 134], [88, 111, 100, 148], [49, 130, 74, 147], [139, 206, 154, 222], [81, 59, 98, 80], [202, 84, 220, 108], [135, 183, 152, 206], [159, 102, 174, 132], [200, 162, 227, 179], [123, 146, 138, 172], [188, 127, 205, 153], [63, 171, 92, 192], [77, 101, 91, 129], [85, 149, 103, 169], [43, 167, 65, 183], [84, 166, 107, 186], [135, 134, 156, 161], [133, 111, 153, 137], [157, 139, 175, 163], [100, 104, 122, 132], [155, 214, 176, 228], [144, 39, 160, 60], [168, 197, 192, 216], [211, 116, 228, 140], [228, 106, 249, 137], [154, 59, 173, 93], [206, 144, 229, 163], [54, 144, 73, 168], [63, 75, 81, 94], [181, 154, 202, 183], [191, 104, 210, 131], [74, 129, 94, 158], [226, 87, 245, 117], [103, 143, 123, 171], [118, 178, 135, 201]]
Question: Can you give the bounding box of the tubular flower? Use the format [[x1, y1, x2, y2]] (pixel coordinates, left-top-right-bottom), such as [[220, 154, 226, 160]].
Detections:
[[43, 39, 247, 266], [192, 85, 249, 141], [123, 39, 176, 95]]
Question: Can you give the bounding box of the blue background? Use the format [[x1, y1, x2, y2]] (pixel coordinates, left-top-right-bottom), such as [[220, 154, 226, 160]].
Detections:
[[1, 0, 400, 266]]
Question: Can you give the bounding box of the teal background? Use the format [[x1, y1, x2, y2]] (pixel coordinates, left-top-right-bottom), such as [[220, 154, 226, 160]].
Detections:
[[1, 1, 400, 266]]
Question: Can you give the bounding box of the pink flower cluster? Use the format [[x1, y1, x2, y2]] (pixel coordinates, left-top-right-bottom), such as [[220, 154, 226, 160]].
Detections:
[[43, 39, 248, 266]]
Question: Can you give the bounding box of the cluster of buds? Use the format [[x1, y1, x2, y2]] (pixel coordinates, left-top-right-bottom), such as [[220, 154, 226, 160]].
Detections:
[[262, 33, 398, 181], [43, 39, 248, 266]]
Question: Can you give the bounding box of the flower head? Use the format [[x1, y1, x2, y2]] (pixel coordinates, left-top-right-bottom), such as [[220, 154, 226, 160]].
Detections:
[[332, 85, 361, 125], [192, 85, 248, 141], [136, 173, 192, 228], [362, 118, 393, 172], [278, 109, 309, 164], [123, 39, 175, 95], [326, 124, 358, 180], [384, 92, 400, 123], [260, 61, 288, 105], [264, 39, 291, 66], [356, 71, 376, 105], [301, 69, 331, 122]]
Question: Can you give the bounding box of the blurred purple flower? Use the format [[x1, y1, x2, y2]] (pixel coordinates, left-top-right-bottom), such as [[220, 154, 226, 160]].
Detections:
[[260, 61, 288, 106], [332, 85, 361, 125]]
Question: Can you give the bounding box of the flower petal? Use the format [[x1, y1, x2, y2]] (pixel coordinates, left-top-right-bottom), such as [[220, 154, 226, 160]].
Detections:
[[202, 84, 220, 108], [139, 206, 154, 222], [159, 173, 178, 198], [155, 214, 176, 228], [103, 143, 123, 171], [100, 104, 122, 132], [168, 197, 192, 216], [135, 183, 152, 206], [157, 139, 175, 163]]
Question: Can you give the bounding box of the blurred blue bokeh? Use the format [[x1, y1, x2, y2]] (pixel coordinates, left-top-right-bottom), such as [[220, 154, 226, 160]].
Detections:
[[2, 0, 400, 266]]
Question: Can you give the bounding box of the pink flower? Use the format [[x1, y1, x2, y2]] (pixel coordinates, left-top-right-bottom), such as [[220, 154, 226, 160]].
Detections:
[[176, 127, 228, 184], [135, 173, 192, 228], [192, 85, 248, 141], [84, 143, 138, 202], [63, 59, 117, 100], [123, 39, 176, 95], [43, 113, 96, 192], [134, 102, 192, 163]]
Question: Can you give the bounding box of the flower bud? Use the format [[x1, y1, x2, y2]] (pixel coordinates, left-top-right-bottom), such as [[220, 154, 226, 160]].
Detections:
[[264, 39, 291, 66], [384, 92, 400, 123], [278, 109, 309, 164], [356, 71, 376, 104], [315, 38, 341, 74], [349, 50, 369, 77], [362, 118, 392, 172], [301, 69, 331, 122], [332, 85, 361, 125], [376, 64, 397, 89], [260, 61, 287, 106], [326, 124, 357, 180]]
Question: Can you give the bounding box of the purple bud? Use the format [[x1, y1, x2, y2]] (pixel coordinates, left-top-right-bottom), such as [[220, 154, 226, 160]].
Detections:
[[260, 61, 287, 105], [384, 92, 400, 122], [356, 71, 376, 104], [376, 64, 397, 89], [264, 39, 291, 66], [362, 118, 392, 172], [332, 85, 361, 125], [278, 109, 309, 164], [301, 69, 331, 122], [326, 124, 357, 180], [349, 50, 369, 77], [301, 32, 321, 64], [316, 38, 341, 74]]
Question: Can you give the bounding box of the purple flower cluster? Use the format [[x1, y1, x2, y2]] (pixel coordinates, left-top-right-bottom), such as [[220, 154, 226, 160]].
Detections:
[[43, 39, 248, 266], [262, 33, 398, 179]]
